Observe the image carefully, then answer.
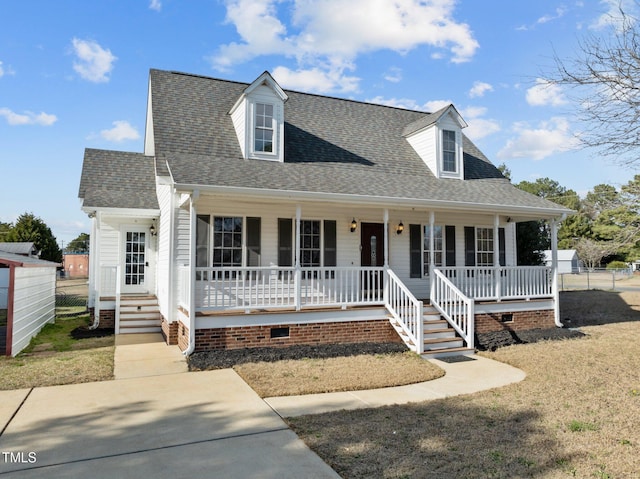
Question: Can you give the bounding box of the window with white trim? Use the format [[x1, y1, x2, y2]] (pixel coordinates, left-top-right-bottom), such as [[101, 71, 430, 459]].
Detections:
[[300, 220, 321, 267], [442, 129, 457, 173], [254, 103, 274, 153], [423, 225, 443, 273], [476, 227, 494, 266]]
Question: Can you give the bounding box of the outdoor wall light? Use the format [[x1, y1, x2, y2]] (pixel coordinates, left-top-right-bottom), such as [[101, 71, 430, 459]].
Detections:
[[150, 221, 157, 236], [350, 218, 357, 233], [396, 221, 404, 235]]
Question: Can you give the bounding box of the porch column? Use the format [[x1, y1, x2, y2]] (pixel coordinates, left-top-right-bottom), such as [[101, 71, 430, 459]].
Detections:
[[383, 209, 389, 267], [550, 217, 561, 326], [429, 211, 435, 276], [294, 205, 302, 310], [494, 214, 501, 300]]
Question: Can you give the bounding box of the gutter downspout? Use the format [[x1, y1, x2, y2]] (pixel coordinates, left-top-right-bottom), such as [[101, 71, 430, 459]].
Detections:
[[89, 212, 101, 329], [183, 191, 198, 356]]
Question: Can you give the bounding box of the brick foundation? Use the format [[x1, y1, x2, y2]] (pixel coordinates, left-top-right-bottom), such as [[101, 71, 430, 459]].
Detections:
[[192, 319, 402, 352], [475, 309, 555, 334], [177, 322, 190, 352], [88, 308, 115, 330], [161, 317, 179, 345]]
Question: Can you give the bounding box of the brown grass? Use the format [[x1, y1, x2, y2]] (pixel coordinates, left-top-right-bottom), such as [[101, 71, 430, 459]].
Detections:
[[234, 351, 445, 397], [0, 314, 115, 390], [0, 347, 114, 390], [288, 288, 640, 479]]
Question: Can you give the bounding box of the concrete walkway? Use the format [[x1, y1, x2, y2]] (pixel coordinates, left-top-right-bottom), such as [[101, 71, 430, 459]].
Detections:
[[0, 336, 526, 478], [265, 355, 526, 417], [113, 333, 187, 379]]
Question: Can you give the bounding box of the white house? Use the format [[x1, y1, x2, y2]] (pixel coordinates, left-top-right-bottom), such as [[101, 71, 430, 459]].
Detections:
[[0, 251, 59, 356], [543, 249, 580, 274], [78, 70, 572, 358]]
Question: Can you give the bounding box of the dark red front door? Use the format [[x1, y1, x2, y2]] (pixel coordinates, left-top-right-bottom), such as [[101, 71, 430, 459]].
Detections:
[[360, 222, 385, 267]]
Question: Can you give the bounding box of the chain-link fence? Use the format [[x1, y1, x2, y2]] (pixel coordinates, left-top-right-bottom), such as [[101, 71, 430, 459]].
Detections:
[[558, 269, 635, 291], [56, 277, 89, 317]]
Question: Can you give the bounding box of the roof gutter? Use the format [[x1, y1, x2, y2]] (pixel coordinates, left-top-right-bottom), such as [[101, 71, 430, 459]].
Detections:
[[173, 183, 574, 219]]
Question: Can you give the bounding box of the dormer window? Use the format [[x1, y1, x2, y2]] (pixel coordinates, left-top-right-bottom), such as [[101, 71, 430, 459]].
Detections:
[[255, 103, 274, 153], [403, 104, 467, 180], [229, 71, 288, 162], [442, 130, 457, 173]]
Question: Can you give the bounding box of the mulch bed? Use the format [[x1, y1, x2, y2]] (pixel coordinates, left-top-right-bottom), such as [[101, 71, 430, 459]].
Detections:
[[188, 342, 407, 371], [475, 327, 585, 352], [70, 327, 114, 340], [188, 328, 586, 370]]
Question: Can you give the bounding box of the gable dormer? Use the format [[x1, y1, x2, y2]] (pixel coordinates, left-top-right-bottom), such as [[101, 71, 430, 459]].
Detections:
[[403, 104, 468, 180], [229, 71, 288, 162]]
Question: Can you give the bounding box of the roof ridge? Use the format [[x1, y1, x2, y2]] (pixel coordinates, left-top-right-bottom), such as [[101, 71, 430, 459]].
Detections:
[[150, 68, 434, 116]]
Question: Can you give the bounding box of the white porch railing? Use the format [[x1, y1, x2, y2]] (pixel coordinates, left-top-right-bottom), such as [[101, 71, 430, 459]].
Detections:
[[385, 269, 424, 354], [431, 269, 474, 349], [437, 266, 553, 301], [193, 266, 386, 311]]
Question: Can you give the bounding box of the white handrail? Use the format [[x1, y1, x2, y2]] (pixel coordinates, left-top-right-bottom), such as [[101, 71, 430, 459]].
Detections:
[[431, 269, 474, 349], [193, 266, 386, 311], [437, 266, 553, 301], [385, 269, 424, 354]]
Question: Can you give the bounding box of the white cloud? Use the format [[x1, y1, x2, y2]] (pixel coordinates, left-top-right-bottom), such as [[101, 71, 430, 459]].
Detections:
[[0, 107, 57, 126], [0, 61, 15, 78], [71, 38, 117, 83], [468, 81, 493, 98], [384, 67, 402, 83], [497, 117, 580, 160], [424, 100, 453, 112], [272, 65, 359, 93], [212, 0, 479, 92], [149, 0, 162, 11], [366, 96, 425, 110], [100, 121, 140, 142], [591, 0, 638, 30], [536, 7, 567, 25], [526, 78, 568, 106], [460, 106, 500, 140]]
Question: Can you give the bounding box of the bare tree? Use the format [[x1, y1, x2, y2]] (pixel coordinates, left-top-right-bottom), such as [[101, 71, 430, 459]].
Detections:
[[546, 4, 640, 167]]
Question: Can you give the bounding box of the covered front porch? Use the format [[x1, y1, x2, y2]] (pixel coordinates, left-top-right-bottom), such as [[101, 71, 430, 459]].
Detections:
[[173, 194, 563, 355]]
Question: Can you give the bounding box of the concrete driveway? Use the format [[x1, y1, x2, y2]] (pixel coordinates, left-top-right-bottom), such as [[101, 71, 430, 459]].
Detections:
[[0, 370, 340, 478]]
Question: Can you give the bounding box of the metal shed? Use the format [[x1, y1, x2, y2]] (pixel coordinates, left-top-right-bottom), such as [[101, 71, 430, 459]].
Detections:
[[0, 251, 59, 356]]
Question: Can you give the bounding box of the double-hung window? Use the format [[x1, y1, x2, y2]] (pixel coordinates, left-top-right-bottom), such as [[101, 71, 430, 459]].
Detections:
[[254, 103, 274, 153], [423, 225, 444, 273], [475, 227, 494, 266], [442, 129, 457, 173], [278, 218, 337, 273], [195, 216, 261, 278]]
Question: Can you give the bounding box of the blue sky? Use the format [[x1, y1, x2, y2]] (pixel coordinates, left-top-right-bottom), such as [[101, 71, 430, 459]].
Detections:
[[1, 0, 637, 246]]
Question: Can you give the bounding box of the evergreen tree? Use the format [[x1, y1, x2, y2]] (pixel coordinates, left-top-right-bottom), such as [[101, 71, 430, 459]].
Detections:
[[6, 213, 63, 263]]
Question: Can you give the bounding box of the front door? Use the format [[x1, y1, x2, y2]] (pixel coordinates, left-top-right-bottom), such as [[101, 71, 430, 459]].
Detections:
[[361, 223, 385, 267], [361, 223, 385, 295], [121, 228, 154, 294]]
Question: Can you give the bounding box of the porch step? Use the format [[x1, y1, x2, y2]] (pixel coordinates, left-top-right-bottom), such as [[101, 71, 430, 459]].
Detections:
[[389, 306, 476, 359], [118, 295, 162, 334]]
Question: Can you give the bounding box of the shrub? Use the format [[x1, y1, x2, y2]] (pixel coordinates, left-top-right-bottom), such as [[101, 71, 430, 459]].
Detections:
[[606, 261, 628, 270]]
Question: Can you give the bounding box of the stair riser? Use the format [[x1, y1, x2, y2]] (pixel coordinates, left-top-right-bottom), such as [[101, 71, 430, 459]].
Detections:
[[423, 321, 448, 331], [119, 327, 163, 334], [120, 300, 158, 307], [424, 340, 464, 351], [120, 307, 160, 314], [120, 321, 162, 328], [424, 331, 457, 340]]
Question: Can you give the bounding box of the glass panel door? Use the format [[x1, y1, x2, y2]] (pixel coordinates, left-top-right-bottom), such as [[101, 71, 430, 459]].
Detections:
[[124, 231, 146, 287]]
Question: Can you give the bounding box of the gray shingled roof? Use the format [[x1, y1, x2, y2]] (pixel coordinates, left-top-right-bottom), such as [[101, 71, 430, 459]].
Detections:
[[0, 250, 59, 267], [0, 242, 37, 256], [79, 149, 159, 210], [148, 69, 569, 215]]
